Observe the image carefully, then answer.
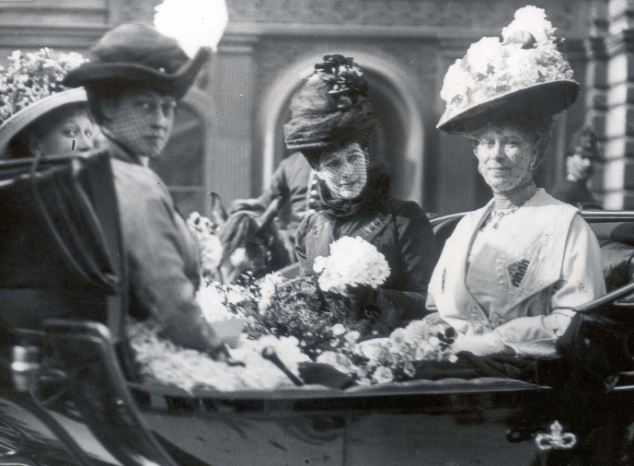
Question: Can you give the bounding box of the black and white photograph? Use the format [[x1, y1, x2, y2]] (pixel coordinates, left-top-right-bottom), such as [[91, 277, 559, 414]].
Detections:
[[0, 0, 632, 465]]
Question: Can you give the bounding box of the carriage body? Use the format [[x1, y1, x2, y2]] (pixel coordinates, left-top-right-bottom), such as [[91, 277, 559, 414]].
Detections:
[[1, 154, 634, 465]]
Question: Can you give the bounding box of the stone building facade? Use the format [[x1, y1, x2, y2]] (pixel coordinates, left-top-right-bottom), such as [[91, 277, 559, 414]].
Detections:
[[2, 0, 626, 214]]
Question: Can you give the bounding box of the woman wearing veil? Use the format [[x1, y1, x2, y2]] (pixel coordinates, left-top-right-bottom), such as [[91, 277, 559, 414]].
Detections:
[[426, 6, 606, 361]]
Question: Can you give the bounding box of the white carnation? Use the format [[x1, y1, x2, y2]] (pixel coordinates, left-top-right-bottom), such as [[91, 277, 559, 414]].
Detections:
[[332, 323, 346, 337], [371, 366, 394, 384], [258, 272, 284, 311], [196, 284, 233, 322], [313, 236, 390, 294]]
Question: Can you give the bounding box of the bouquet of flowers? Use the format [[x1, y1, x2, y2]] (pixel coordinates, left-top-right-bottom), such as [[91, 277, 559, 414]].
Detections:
[[256, 273, 354, 359], [129, 232, 458, 391], [317, 318, 457, 385], [0, 48, 87, 125], [313, 235, 390, 294], [196, 276, 266, 337], [253, 236, 391, 359], [129, 320, 309, 392]]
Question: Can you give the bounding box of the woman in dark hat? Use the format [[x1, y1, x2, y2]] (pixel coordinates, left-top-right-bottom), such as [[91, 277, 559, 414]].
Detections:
[[63, 23, 222, 352], [289, 54, 439, 335], [427, 7, 605, 357]]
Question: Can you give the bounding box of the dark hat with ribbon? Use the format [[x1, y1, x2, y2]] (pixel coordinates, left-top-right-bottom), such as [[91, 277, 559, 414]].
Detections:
[[284, 54, 376, 161], [63, 23, 209, 99]]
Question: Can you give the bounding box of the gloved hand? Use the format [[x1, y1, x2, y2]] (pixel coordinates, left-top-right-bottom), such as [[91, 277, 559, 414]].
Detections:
[[452, 331, 512, 356]]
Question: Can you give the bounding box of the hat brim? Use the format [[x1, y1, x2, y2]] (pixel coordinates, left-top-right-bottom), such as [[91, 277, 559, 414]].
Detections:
[[0, 88, 87, 159], [63, 48, 210, 100], [437, 80, 580, 134]]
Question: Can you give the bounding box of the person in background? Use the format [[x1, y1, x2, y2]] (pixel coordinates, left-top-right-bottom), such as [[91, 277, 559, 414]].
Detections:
[[63, 23, 223, 353], [290, 54, 439, 335], [427, 6, 605, 358], [230, 148, 318, 262], [552, 125, 602, 209]]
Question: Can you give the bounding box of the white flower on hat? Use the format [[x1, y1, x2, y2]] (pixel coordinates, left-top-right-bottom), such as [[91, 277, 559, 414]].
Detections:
[[437, 5, 576, 131], [505, 47, 540, 84], [502, 6, 556, 46], [439, 60, 473, 105], [465, 37, 505, 78]]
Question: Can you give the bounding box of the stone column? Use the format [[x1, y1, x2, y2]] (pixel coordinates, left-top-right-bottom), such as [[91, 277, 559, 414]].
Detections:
[[586, 0, 609, 205], [206, 33, 258, 203], [598, 0, 634, 209]]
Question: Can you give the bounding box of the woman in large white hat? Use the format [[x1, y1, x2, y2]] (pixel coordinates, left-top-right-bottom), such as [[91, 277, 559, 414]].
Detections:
[[427, 7, 606, 357], [0, 49, 99, 158]]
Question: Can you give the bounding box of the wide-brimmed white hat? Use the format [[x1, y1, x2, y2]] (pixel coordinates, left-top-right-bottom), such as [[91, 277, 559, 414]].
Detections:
[[437, 6, 579, 134], [0, 88, 87, 158]]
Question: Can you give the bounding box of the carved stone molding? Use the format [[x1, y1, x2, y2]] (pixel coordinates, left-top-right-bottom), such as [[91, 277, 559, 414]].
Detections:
[[228, 0, 588, 37], [0, 25, 108, 49], [109, 0, 159, 25]]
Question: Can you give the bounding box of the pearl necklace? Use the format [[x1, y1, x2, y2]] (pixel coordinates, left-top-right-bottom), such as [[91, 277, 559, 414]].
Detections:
[[486, 206, 520, 229]]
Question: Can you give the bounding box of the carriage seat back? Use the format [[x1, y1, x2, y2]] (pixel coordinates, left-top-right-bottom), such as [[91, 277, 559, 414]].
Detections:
[[0, 153, 126, 341]]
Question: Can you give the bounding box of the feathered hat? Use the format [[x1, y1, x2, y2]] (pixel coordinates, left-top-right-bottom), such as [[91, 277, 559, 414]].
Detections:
[[62, 23, 209, 100], [437, 6, 579, 134], [284, 54, 376, 164]]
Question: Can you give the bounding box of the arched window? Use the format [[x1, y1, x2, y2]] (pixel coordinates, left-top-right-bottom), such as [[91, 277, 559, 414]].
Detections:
[[259, 53, 426, 206]]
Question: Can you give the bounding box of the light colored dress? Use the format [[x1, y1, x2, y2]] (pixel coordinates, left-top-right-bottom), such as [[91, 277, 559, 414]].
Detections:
[[427, 188, 606, 356]]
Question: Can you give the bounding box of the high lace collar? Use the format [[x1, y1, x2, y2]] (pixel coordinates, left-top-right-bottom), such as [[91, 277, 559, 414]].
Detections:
[[318, 164, 391, 221]]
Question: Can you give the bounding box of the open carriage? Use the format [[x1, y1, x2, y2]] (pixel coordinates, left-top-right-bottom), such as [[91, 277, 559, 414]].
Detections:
[[2, 152, 634, 466]]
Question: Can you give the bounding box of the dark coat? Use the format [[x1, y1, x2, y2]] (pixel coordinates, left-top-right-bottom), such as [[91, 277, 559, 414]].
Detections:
[[107, 141, 216, 352], [551, 179, 601, 209], [257, 152, 315, 237], [295, 199, 439, 334]]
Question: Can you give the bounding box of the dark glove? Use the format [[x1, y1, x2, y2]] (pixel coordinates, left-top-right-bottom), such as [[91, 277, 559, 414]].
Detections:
[[298, 362, 355, 389]]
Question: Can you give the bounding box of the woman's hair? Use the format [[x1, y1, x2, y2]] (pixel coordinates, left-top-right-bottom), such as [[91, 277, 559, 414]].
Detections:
[[9, 102, 90, 158], [301, 136, 371, 170], [466, 111, 553, 168]]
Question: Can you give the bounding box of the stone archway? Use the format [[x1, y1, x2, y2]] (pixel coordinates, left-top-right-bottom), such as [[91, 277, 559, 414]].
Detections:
[[257, 51, 426, 203]]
